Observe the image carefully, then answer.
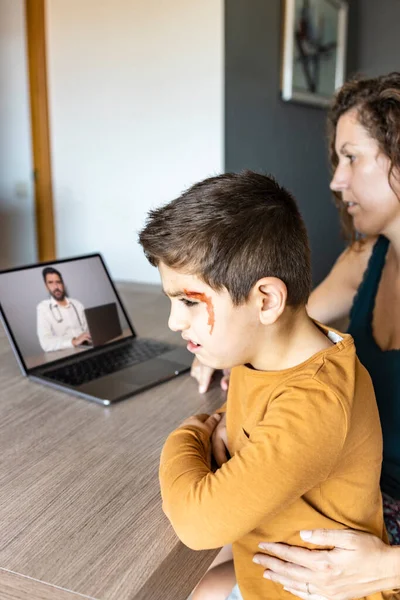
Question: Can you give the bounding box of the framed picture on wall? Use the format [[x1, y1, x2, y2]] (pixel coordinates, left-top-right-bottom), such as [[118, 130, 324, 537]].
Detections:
[[281, 0, 348, 107]]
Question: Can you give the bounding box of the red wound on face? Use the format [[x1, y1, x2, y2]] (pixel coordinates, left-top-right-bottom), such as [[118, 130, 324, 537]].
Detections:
[[184, 289, 215, 334]]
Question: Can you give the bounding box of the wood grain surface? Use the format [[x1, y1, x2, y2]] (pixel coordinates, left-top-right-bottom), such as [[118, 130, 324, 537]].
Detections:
[[0, 283, 223, 599], [0, 568, 96, 600]]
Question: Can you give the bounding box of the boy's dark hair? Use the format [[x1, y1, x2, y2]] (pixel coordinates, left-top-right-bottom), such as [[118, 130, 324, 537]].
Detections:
[[42, 267, 63, 284], [139, 171, 311, 307]]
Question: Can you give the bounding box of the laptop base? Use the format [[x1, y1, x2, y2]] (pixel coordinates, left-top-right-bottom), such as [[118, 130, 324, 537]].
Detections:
[[32, 346, 192, 405]]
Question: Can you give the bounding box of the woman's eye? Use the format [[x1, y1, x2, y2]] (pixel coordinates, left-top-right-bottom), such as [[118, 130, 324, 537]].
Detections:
[[346, 154, 355, 163], [180, 298, 198, 307]]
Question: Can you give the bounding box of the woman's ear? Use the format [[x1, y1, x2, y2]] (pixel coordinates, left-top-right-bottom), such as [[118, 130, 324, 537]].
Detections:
[[254, 277, 287, 325]]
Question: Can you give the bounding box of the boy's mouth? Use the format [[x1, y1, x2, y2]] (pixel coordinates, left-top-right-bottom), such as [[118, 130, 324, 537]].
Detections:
[[187, 339, 202, 353]]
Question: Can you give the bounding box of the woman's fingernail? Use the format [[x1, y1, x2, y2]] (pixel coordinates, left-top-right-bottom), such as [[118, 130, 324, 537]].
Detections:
[[253, 557, 260, 564], [199, 385, 206, 394], [300, 530, 312, 540], [263, 572, 271, 579], [258, 543, 269, 550]]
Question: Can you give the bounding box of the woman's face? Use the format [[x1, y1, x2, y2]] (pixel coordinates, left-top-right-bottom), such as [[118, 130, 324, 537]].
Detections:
[[330, 109, 400, 237]]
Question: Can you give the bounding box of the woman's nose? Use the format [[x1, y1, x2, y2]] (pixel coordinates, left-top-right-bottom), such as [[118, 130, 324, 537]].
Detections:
[[330, 164, 348, 192]]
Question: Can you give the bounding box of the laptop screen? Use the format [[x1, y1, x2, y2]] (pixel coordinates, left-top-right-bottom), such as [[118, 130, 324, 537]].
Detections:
[[0, 254, 135, 372]]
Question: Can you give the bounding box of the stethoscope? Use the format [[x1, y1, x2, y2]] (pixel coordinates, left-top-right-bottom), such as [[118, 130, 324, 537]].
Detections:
[[49, 301, 84, 330]]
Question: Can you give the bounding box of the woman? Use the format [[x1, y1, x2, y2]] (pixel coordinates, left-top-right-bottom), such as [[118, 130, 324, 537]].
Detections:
[[191, 73, 400, 599]]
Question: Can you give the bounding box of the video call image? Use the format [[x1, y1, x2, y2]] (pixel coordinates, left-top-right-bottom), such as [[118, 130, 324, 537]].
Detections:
[[0, 256, 132, 370]]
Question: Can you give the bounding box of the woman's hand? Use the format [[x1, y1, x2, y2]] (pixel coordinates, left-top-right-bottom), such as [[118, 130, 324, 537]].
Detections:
[[211, 412, 229, 467], [253, 529, 399, 600], [190, 357, 231, 393]]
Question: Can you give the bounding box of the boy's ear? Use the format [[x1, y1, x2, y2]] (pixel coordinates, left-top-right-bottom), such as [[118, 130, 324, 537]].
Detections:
[[252, 277, 287, 325]]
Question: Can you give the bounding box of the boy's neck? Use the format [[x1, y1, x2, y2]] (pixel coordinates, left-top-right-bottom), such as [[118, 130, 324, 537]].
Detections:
[[250, 308, 334, 372]]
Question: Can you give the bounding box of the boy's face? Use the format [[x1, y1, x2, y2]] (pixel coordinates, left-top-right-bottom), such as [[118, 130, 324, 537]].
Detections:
[[159, 262, 260, 370]]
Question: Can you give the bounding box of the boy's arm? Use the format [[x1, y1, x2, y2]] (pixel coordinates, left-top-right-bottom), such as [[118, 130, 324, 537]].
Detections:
[[160, 380, 347, 550]]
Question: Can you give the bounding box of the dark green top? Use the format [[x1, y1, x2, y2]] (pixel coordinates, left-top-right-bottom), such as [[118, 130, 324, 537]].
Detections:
[[347, 235, 400, 499]]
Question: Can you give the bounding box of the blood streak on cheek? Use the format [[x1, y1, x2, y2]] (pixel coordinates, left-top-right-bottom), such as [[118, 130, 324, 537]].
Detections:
[[184, 289, 215, 334]]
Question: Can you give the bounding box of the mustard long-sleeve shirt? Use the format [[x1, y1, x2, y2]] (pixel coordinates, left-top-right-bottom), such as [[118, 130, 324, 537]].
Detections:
[[160, 326, 391, 600]]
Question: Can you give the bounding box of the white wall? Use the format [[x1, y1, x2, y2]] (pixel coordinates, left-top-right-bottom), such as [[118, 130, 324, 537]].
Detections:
[[0, 0, 37, 269], [46, 0, 224, 283]]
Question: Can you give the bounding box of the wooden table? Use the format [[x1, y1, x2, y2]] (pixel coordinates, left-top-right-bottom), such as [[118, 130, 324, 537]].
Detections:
[[0, 283, 223, 600]]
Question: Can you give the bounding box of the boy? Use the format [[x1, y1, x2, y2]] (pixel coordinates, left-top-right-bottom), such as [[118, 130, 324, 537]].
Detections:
[[138, 171, 388, 600]]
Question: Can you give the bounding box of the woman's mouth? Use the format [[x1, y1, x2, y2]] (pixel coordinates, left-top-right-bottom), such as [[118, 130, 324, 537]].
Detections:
[[344, 201, 358, 213]]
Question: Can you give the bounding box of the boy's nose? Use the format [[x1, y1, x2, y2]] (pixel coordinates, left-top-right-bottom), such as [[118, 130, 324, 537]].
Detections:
[[168, 310, 189, 333]]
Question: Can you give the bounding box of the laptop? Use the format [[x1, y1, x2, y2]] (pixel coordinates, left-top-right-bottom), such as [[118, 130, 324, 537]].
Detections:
[[0, 254, 193, 405], [85, 302, 122, 347]]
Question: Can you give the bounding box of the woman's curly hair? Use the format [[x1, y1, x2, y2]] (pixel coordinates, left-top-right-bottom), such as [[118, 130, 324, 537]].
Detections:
[[328, 72, 400, 245]]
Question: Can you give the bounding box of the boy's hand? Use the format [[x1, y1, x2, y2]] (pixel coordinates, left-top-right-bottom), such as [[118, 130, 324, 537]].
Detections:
[[178, 414, 222, 468], [212, 412, 229, 467], [178, 413, 222, 438], [190, 357, 231, 393]]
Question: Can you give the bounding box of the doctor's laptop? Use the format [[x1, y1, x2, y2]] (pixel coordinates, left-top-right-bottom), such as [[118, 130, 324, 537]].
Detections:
[[0, 254, 192, 405], [85, 302, 123, 347]]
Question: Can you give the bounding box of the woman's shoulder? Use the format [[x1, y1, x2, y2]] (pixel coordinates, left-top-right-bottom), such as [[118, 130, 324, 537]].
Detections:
[[307, 237, 378, 325], [334, 236, 377, 287]]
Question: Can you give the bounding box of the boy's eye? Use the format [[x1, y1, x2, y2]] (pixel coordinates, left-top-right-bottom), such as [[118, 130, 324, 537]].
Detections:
[[180, 298, 198, 307]]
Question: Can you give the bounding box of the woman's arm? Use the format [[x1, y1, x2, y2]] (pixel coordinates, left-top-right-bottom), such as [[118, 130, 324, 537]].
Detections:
[[307, 239, 375, 326], [253, 529, 400, 600]]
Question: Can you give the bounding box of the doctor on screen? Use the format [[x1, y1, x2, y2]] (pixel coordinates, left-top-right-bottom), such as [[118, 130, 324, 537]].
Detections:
[[37, 267, 92, 352]]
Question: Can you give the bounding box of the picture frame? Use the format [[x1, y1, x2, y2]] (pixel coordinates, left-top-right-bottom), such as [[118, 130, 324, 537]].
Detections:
[[281, 0, 348, 108]]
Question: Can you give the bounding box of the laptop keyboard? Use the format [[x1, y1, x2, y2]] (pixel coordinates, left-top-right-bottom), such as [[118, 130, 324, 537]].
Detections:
[[44, 338, 175, 387]]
